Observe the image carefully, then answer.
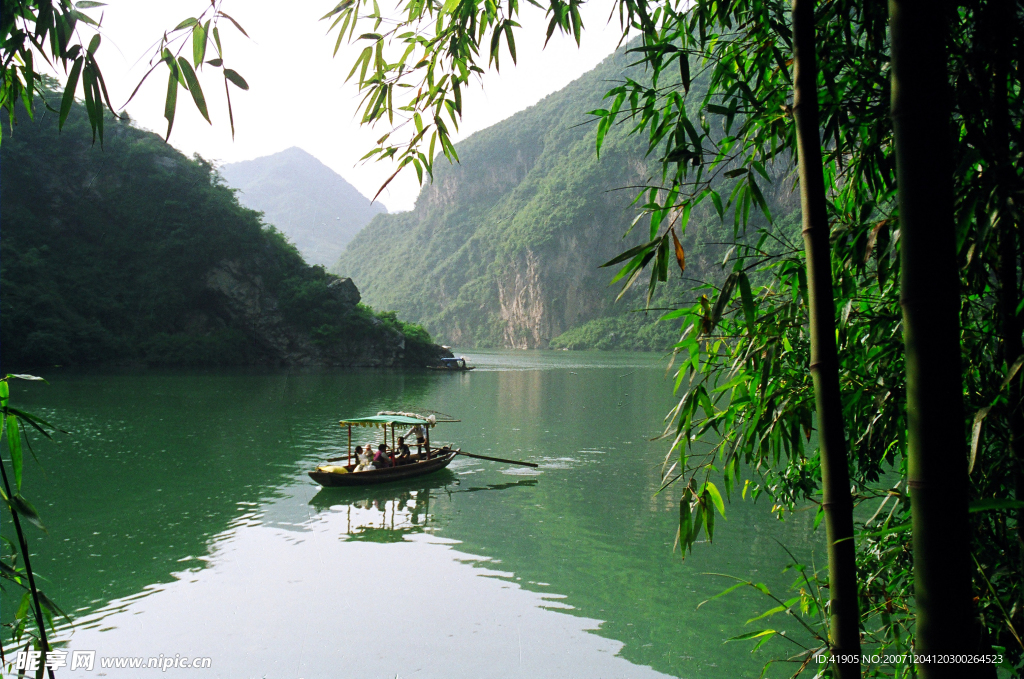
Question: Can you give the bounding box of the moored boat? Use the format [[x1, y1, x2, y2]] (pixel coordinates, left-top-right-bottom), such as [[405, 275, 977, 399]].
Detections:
[[428, 356, 474, 371]]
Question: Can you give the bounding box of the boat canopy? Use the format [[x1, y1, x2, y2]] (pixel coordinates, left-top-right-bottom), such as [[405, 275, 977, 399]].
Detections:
[[338, 415, 433, 428]]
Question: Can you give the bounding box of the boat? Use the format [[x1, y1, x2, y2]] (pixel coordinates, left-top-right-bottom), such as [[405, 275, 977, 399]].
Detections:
[[428, 356, 474, 371], [309, 448, 457, 487], [309, 413, 456, 487]]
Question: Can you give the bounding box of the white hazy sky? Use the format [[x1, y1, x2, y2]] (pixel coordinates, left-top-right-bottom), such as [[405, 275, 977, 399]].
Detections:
[[72, 0, 626, 212]]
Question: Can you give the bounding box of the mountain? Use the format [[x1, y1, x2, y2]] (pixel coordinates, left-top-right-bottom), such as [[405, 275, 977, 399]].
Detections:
[[0, 88, 447, 369], [219, 147, 386, 267], [333, 48, 792, 350]]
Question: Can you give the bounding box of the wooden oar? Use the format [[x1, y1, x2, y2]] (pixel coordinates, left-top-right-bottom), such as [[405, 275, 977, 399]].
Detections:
[[455, 450, 539, 468]]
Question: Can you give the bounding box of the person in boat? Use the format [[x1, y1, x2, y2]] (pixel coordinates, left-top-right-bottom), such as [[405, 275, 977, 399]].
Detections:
[[372, 443, 393, 469], [406, 423, 427, 455], [395, 436, 412, 464], [353, 446, 372, 472]]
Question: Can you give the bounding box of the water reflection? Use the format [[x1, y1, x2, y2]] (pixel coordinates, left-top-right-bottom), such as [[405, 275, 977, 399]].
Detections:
[[308, 477, 540, 543]]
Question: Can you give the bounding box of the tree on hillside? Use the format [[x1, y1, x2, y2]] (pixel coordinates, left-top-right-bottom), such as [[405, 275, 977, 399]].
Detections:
[[327, 0, 1022, 673]]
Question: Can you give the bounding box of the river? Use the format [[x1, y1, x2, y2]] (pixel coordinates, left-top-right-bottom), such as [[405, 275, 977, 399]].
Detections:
[[8, 350, 821, 678]]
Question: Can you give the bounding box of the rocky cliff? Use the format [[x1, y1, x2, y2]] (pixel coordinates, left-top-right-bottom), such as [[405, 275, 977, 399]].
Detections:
[[202, 260, 438, 367], [334, 48, 680, 349]]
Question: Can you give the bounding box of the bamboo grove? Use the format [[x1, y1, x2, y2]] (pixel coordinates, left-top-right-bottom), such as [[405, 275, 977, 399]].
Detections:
[[324, 0, 1024, 674]]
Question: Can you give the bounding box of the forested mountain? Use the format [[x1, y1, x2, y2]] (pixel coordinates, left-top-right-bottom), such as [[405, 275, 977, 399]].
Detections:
[[219, 147, 386, 267], [334, 48, 799, 350], [0, 89, 445, 369]]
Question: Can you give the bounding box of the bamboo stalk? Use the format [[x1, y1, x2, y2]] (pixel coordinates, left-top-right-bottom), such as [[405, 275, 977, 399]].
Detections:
[[986, 0, 1024, 585], [791, 1, 860, 673], [0, 455, 53, 679], [890, 0, 977, 671]]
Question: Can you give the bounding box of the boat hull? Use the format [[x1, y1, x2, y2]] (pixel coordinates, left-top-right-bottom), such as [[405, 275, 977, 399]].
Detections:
[[308, 451, 457, 487]]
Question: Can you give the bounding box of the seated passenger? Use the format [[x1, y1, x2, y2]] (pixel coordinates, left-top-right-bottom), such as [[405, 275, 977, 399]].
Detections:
[[396, 436, 412, 463], [353, 446, 372, 472], [372, 443, 392, 469]]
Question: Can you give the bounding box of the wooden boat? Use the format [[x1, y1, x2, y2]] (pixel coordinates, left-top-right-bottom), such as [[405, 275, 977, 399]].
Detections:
[[309, 448, 457, 487], [428, 356, 474, 371], [309, 412, 539, 487], [309, 412, 455, 488]]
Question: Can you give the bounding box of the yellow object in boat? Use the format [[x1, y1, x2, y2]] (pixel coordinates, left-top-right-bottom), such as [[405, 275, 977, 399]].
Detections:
[[316, 465, 349, 474]]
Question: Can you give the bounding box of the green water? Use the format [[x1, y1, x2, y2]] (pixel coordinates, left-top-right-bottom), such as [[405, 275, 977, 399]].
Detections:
[[8, 350, 821, 678]]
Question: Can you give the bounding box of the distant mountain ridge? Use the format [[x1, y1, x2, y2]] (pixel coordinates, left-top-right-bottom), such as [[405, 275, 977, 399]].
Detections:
[[220, 147, 386, 267]]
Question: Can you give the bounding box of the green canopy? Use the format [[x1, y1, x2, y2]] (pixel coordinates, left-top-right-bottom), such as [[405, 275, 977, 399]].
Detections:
[[339, 415, 433, 429]]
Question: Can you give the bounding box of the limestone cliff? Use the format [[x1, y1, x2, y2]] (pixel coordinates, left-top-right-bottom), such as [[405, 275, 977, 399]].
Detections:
[[335, 47, 676, 349]]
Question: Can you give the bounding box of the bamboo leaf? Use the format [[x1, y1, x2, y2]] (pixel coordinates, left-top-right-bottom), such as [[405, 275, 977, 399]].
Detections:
[[0, 559, 26, 585], [223, 68, 249, 90], [600, 241, 657, 268], [737, 272, 756, 333], [59, 57, 83, 129], [164, 63, 178, 140], [671, 227, 686, 274], [6, 408, 58, 438], [859, 521, 911, 538], [969, 498, 1024, 513], [745, 605, 787, 624], [176, 57, 210, 123], [696, 581, 746, 609], [970, 406, 991, 474], [679, 53, 690, 92], [703, 481, 725, 516], [709, 272, 739, 329], [10, 494, 45, 533], [1000, 354, 1024, 392], [192, 22, 207, 67], [37, 590, 71, 623], [7, 414, 22, 490], [705, 495, 715, 542], [727, 629, 776, 642], [216, 11, 249, 38]]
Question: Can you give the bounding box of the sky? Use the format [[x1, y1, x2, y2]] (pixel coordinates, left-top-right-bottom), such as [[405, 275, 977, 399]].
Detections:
[[75, 0, 627, 212]]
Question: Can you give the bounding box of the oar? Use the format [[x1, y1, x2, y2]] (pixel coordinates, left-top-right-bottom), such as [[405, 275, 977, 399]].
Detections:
[[455, 450, 539, 468]]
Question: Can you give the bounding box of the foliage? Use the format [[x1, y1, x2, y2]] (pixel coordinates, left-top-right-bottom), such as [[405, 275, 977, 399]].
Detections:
[[0, 85, 439, 368], [336, 0, 1024, 671], [0, 375, 66, 678], [1, 0, 249, 144]]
